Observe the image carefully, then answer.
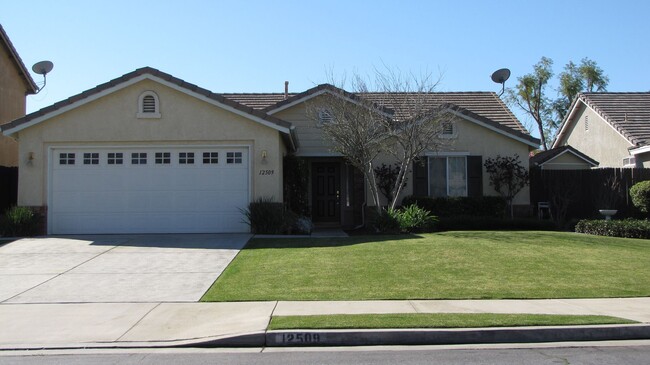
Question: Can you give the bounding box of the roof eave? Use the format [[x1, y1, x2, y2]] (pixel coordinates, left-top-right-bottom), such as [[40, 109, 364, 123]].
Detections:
[[2, 69, 294, 137]]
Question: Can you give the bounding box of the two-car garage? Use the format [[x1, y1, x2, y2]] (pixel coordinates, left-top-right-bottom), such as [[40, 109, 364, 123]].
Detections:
[[49, 146, 250, 234]]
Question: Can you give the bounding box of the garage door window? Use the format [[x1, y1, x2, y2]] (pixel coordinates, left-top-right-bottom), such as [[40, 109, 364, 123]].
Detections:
[[107, 153, 123, 165], [226, 152, 242, 164], [131, 153, 147, 165], [179, 152, 195, 164], [203, 152, 218, 164], [83, 153, 100, 165], [155, 152, 171, 164], [59, 153, 75, 165]]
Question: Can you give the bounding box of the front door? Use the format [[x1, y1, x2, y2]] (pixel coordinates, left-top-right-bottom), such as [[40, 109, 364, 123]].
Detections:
[[312, 162, 341, 223]]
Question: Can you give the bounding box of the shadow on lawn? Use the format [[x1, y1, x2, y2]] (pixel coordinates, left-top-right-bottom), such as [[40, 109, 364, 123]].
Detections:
[[245, 234, 425, 249]]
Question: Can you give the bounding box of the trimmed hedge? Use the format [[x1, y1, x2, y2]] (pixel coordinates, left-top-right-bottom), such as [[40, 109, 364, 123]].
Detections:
[[437, 216, 557, 232], [575, 219, 650, 239], [401, 196, 507, 217], [630, 180, 650, 213]]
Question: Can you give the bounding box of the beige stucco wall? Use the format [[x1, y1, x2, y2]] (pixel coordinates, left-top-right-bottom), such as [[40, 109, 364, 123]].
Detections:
[[275, 101, 534, 205], [274, 97, 333, 156], [15, 79, 285, 207], [540, 152, 593, 170], [0, 44, 30, 166], [560, 104, 633, 167]]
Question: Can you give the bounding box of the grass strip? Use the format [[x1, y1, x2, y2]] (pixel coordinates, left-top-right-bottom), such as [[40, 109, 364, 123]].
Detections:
[[268, 313, 638, 330]]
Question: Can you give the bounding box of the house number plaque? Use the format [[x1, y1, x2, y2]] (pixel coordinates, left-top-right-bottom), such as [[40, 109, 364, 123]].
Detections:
[[259, 170, 274, 175], [275, 332, 321, 345]]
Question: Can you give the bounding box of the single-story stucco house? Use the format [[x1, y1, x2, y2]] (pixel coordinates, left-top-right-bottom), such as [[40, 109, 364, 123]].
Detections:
[[0, 67, 540, 234]]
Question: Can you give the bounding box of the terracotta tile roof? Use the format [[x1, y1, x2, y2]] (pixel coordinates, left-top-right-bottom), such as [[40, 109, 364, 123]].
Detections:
[[221, 93, 295, 110], [0, 24, 37, 94], [224, 86, 537, 145], [530, 145, 599, 167], [580, 92, 650, 147]]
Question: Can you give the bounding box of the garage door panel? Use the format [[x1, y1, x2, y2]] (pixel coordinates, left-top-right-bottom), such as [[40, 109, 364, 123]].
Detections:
[[50, 147, 250, 234]]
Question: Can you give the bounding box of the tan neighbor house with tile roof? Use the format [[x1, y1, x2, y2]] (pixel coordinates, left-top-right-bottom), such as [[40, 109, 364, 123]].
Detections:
[[553, 92, 650, 168], [0, 24, 38, 167], [1, 67, 539, 234]]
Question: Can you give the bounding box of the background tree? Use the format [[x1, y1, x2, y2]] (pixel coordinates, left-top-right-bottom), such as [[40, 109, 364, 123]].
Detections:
[[509, 57, 608, 150], [507, 57, 555, 150], [484, 155, 530, 218], [555, 58, 609, 120], [308, 68, 453, 213]]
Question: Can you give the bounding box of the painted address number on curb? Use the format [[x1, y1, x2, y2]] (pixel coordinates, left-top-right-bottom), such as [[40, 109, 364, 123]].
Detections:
[[276, 333, 321, 344]]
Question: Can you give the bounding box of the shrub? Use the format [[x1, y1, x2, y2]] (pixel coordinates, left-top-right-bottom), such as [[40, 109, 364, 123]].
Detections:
[[394, 204, 437, 233], [437, 216, 557, 232], [372, 205, 438, 234], [241, 197, 286, 234], [630, 181, 650, 213], [401, 196, 507, 217], [575, 219, 650, 239], [241, 197, 313, 235], [372, 209, 401, 234], [1, 206, 40, 237]]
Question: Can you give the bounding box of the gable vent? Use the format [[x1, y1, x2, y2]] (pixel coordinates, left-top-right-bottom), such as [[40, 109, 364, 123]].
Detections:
[[142, 95, 156, 113]]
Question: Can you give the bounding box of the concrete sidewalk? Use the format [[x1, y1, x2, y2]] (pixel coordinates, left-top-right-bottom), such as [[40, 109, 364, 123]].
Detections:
[[1, 298, 649, 349]]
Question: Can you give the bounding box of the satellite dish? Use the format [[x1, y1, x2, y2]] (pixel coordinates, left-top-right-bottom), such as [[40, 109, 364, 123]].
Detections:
[[491, 68, 511, 84], [32, 60, 54, 75], [31, 60, 54, 94], [491, 68, 511, 97]]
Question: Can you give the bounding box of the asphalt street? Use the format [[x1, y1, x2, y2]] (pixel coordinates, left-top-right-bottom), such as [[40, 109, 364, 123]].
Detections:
[[1, 343, 650, 365]]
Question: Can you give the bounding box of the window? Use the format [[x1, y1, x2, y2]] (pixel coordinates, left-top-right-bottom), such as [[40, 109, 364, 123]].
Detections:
[[155, 152, 171, 164], [131, 152, 147, 165], [137, 91, 161, 118], [318, 109, 333, 125], [59, 153, 75, 165], [227, 151, 243, 164], [428, 156, 467, 197], [203, 152, 218, 164], [83, 153, 99, 165], [585, 115, 589, 131], [179, 152, 195, 164], [623, 156, 636, 167], [107, 153, 123, 165]]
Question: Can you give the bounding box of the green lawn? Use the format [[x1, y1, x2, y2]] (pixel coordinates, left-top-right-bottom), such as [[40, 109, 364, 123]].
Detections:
[[268, 314, 637, 330], [201, 231, 650, 301]]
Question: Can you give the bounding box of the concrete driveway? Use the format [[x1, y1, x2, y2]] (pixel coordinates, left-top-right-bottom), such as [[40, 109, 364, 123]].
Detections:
[[0, 234, 251, 303]]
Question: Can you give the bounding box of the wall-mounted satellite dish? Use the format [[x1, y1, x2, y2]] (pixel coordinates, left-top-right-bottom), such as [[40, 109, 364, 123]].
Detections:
[[491, 68, 510, 97], [31, 60, 54, 94]]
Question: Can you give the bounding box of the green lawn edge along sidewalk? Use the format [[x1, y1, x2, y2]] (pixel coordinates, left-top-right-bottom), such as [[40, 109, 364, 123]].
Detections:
[[202, 231, 650, 301], [268, 313, 638, 330]]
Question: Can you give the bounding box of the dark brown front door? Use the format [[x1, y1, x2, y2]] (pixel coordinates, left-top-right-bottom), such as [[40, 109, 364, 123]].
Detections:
[[312, 162, 341, 223]]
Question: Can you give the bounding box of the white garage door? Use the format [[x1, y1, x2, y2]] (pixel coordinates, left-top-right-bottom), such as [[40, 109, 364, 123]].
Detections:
[[49, 147, 250, 234]]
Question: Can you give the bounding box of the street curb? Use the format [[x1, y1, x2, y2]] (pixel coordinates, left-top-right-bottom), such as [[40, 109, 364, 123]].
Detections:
[[2, 325, 649, 350], [263, 324, 650, 347]]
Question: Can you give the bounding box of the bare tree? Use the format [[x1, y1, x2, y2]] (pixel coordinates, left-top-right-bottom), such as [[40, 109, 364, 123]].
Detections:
[[307, 68, 453, 213]]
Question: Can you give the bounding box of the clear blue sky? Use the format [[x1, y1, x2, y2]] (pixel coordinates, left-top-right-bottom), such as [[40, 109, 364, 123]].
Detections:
[[2, 0, 648, 135]]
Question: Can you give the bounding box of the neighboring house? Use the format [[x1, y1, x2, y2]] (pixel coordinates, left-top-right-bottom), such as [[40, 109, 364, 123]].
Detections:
[[0, 67, 539, 234], [530, 145, 598, 170], [0, 24, 38, 167], [553, 92, 650, 168]]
